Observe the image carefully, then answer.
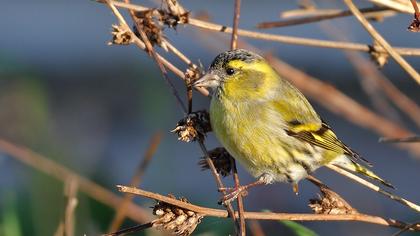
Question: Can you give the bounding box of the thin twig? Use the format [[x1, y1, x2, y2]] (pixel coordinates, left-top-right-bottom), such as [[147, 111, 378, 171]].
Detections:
[[232, 157, 246, 236], [369, 0, 418, 14], [230, 0, 242, 50], [411, 0, 420, 19], [344, 0, 420, 84], [326, 164, 420, 213], [257, 6, 392, 28], [106, 0, 189, 113], [0, 139, 151, 223], [230, 0, 245, 234], [64, 178, 78, 236], [392, 221, 420, 236], [108, 132, 162, 233], [316, 18, 420, 128], [197, 140, 240, 234], [98, 1, 420, 56], [116, 185, 420, 231], [104, 222, 153, 236]]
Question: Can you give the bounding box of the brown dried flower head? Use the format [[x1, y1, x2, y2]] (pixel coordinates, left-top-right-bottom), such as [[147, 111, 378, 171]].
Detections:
[[159, 0, 189, 28], [309, 185, 357, 215], [152, 195, 204, 236], [172, 111, 211, 142], [133, 10, 165, 48], [408, 18, 420, 32], [199, 147, 233, 177], [109, 24, 133, 45]]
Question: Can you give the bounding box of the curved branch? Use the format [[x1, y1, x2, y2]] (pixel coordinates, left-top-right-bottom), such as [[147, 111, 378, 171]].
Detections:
[[117, 185, 420, 231]]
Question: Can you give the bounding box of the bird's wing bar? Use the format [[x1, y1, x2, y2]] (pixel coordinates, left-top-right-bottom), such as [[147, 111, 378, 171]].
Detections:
[[286, 121, 372, 166]]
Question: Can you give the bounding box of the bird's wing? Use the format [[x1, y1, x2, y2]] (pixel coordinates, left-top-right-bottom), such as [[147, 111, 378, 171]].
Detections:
[[285, 121, 371, 166], [271, 80, 371, 165]]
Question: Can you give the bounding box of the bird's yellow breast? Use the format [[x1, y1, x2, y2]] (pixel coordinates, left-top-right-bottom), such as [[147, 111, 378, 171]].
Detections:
[[210, 96, 295, 178]]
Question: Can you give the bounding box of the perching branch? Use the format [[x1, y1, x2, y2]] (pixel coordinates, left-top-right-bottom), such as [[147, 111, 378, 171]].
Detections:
[[116, 185, 420, 231]]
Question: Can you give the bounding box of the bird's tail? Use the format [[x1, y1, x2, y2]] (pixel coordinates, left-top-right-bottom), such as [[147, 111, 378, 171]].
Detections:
[[331, 155, 394, 189]]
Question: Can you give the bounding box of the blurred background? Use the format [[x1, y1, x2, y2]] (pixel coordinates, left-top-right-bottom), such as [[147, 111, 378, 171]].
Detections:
[[0, 0, 419, 235]]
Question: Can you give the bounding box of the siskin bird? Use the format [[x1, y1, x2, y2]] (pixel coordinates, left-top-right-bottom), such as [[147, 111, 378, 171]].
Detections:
[[194, 49, 392, 202]]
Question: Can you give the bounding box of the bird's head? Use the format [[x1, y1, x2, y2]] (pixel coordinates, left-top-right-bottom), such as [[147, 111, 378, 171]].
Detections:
[[194, 49, 278, 101]]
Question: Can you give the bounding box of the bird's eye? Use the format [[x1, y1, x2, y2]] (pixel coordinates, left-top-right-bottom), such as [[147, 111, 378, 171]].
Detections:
[[226, 68, 235, 75]]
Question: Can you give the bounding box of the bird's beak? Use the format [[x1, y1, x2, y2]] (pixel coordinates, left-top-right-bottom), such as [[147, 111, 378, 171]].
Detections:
[[193, 72, 221, 89]]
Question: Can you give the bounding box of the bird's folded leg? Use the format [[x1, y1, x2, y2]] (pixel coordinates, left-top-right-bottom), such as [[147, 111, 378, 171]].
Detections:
[[218, 174, 273, 205]]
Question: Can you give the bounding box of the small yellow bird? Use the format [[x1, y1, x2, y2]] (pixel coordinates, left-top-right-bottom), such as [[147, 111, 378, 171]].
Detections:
[[194, 49, 392, 202]]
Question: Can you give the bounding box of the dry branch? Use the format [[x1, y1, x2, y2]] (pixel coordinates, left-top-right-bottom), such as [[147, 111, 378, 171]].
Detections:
[[230, 0, 245, 234], [369, 0, 419, 14], [344, 0, 420, 84], [257, 6, 393, 28], [99, 1, 420, 56], [116, 185, 420, 231]]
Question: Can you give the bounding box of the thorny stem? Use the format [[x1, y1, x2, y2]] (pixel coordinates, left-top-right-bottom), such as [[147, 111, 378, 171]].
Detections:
[[117, 185, 420, 232], [344, 0, 420, 84]]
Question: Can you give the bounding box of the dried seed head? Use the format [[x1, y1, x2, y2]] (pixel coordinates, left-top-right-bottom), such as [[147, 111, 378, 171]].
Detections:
[[408, 18, 420, 32], [152, 195, 203, 236], [199, 147, 233, 177], [309, 185, 357, 215], [159, 0, 189, 28], [368, 41, 389, 68], [109, 24, 133, 45], [133, 10, 165, 48], [185, 66, 203, 85], [172, 111, 211, 142]]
